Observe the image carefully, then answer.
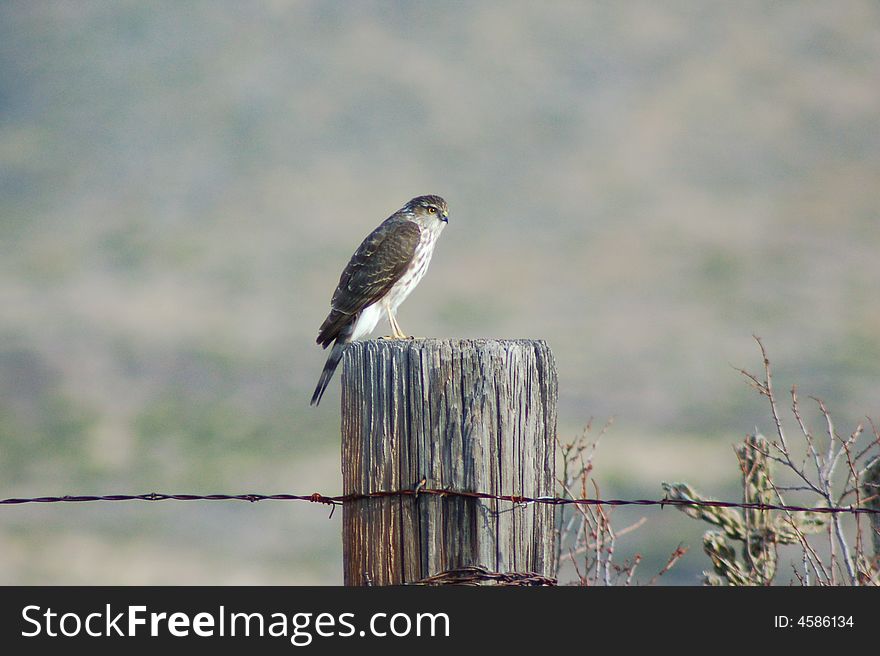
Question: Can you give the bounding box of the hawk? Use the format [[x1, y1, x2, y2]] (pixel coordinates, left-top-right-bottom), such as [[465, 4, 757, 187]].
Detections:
[[310, 195, 449, 406]]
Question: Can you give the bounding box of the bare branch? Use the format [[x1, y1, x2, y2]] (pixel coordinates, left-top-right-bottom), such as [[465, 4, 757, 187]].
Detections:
[[648, 545, 689, 586]]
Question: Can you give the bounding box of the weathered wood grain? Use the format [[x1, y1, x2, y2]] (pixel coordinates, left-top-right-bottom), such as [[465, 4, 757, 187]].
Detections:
[[340, 338, 557, 585]]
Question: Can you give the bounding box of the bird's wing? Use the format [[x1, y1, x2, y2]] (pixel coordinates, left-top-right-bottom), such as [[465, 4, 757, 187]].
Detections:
[[332, 218, 422, 313], [316, 218, 421, 345]]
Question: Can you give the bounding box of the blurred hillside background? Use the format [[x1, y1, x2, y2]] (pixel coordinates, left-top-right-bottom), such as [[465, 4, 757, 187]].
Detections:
[[1, 1, 878, 584]]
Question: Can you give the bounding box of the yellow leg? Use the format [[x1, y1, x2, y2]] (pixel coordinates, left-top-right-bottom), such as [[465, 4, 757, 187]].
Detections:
[[383, 307, 407, 339], [390, 310, 407, 339]]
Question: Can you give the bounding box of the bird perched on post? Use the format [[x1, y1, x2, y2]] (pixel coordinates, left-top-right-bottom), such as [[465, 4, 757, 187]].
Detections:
[[311, 195, 449, 406]]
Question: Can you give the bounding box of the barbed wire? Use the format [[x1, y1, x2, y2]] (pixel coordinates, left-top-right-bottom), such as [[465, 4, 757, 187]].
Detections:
[[1, 488, 878, 516], [410, 566, 557, 586]]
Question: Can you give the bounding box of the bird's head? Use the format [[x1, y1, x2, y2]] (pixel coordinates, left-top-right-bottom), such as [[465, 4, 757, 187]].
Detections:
[[404, 195, 448, 226]]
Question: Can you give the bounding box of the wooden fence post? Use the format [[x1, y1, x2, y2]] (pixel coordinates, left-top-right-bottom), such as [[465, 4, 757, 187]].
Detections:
[[340, 338, 557, 585]]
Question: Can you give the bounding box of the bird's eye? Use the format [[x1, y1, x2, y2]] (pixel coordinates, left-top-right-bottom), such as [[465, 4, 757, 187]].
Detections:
[[427, 207, 437, 213]]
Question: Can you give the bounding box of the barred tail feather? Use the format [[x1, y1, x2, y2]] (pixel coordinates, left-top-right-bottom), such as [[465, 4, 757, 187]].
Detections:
[[310, 320, 355, 406]]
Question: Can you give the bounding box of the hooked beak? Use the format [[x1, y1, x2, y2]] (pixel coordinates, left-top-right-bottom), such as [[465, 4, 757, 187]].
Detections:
[[441, 210, 449, 223]]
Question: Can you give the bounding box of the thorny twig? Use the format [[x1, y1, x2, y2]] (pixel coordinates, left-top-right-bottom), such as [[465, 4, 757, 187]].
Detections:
[[555, 421, 683, 585], [711, 337, 879, 585]]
